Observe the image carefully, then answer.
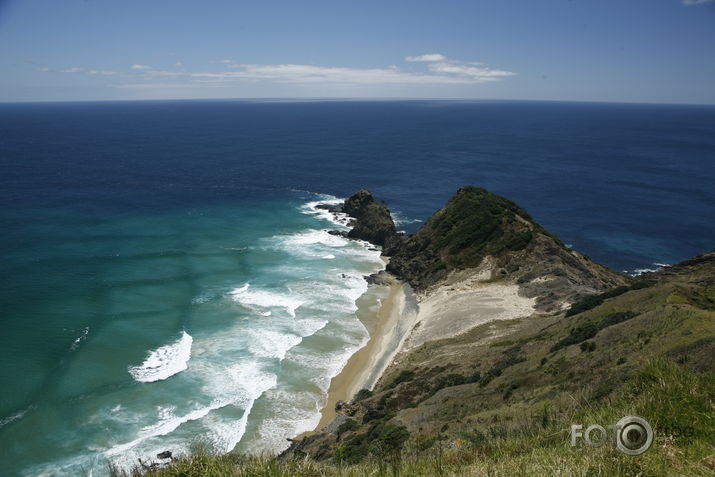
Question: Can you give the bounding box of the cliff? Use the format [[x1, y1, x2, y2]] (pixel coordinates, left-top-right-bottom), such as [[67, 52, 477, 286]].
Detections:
[[280, 188, 713, 473], [344, 186, 627, 312]]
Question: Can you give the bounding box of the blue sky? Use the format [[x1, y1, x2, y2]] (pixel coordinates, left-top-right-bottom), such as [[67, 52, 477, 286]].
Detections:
[[1, 0, 714, 103]]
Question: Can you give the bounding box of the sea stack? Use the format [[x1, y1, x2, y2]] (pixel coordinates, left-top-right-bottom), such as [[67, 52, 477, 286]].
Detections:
[[341, 189, 400, 249]]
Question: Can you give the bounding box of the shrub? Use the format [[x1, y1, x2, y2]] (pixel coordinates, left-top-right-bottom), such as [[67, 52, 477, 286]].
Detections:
[[565, 281, 655, 317], [599, 311, 637, 328], [337, 418, 360, 435], [340, 418, 410, 463], [354, 389, 373, 401], [579, 341, 596, 352], [430, 372, 481, 395], [551, 323, 598, 351], [565, 295, 605, 317], [386, 369, 415, 389]]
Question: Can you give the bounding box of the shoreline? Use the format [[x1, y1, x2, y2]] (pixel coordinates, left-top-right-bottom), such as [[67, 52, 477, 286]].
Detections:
[[299, 270, 539, 436], [300, 276, 413, 436]]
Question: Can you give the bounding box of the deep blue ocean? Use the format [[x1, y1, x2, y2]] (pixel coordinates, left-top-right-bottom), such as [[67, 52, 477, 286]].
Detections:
[[1, 100, 713, 476]]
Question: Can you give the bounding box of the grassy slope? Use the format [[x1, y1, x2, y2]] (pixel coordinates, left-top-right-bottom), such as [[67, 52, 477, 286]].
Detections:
[[114, 360, 714, 476], [118, 253, 714, 476]]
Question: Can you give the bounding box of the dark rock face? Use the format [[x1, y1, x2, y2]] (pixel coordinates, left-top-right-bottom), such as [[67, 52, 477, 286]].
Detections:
[[342, 190, 399, 248], [365, 270, 394, 286]]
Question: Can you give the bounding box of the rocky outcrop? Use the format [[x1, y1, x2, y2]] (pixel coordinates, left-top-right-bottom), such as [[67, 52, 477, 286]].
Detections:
[[342, 190, 400, 248], [382, 186, 627, 310], [364, 270, 395, 286], [336, 186, 626, 311]]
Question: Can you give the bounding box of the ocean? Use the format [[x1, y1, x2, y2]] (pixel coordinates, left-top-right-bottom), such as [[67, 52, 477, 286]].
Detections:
[[1, 100, 713, 476]]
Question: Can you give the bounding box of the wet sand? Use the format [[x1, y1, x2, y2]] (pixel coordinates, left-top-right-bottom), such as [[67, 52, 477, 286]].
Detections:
[[308, 278, 410, 433]]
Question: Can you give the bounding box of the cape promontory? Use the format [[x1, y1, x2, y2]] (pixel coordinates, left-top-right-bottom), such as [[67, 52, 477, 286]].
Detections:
[[342, 186, 627, 312]]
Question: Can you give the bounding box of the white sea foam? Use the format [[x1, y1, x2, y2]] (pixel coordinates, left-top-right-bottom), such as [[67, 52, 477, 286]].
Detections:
[[294, 318, 328, 337], [70, 326, 90, 351], [296, 275, 369, 315], [322, 254, 335, 259], [391, 210, 423, 226], [301, 196, 352, 227], [128, 331, 193, 383], [281, 229, 348, 248], [246, 329, 303, 360], [105, 400, 225, 457], [0, 406, 33, 428], [108, 361, 277, 468], [624, 262, 671, 276], [203, 362, 278, 452], [230, 285, 304, 317], [245, 389, 323, 454], [233, 283, 250, 293], [191, 295, 211, 305]]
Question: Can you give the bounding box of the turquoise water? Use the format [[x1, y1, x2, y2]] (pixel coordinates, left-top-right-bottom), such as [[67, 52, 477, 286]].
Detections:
[[0, 193, 385, 476]]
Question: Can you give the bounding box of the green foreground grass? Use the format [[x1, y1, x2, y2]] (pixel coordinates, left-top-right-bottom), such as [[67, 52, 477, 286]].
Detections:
[[111, 358, 714, 477]]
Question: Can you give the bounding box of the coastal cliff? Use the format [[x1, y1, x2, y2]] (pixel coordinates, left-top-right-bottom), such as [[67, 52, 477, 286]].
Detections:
[[343, 186, 627, 312], [281, 188, 714, 474]]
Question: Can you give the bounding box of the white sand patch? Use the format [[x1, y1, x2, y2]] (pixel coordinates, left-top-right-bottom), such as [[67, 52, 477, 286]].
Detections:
[[405, 279, 536, 350]]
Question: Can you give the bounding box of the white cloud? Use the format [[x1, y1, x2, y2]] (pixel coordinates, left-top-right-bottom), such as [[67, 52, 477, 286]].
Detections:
[[198, 64, 465, 84], [35, 67, 50, 72], [198, 56, 516, 85], [405, 53, 447, 62], [426, 62, 515, 80], [143, 69, 184, 78], [113, 82, 209, 89], [210, 59, 234, 64], [61, 67, 83, 73], [681, 0, 713, 4], [174, 61, 184, 67], [88, 69, 118, 75], [110, 55, 515, 90], [130, 64, 153, 70]]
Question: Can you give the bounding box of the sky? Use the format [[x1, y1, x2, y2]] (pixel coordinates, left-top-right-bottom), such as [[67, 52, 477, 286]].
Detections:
[[0, 0, 714, 103]]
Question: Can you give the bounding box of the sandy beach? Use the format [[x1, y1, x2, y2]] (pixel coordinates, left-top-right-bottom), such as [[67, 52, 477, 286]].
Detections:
[[307, 277, 417, 433]]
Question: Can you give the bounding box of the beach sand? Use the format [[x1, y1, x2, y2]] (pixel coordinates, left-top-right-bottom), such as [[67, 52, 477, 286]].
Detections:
[[405, 278, 536, 350]]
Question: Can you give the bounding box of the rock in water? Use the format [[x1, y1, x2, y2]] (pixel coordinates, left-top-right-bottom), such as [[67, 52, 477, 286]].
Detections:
[[342, 190, 399, 248]]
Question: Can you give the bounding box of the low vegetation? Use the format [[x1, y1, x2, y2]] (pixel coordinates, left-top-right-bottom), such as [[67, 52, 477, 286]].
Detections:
[[565, 280, 655, 316], [426, 186, 560, 269]]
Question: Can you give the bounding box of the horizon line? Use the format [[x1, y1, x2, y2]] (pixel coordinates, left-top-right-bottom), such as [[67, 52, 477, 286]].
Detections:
[[1, 97, 714, 107]]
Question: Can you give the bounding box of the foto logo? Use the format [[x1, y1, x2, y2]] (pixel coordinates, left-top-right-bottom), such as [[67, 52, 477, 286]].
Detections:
[[570, 415, 654, 455]]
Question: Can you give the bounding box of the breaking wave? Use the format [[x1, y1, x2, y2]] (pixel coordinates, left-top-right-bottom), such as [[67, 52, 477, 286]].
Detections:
[[128, 331, 193, 383]]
